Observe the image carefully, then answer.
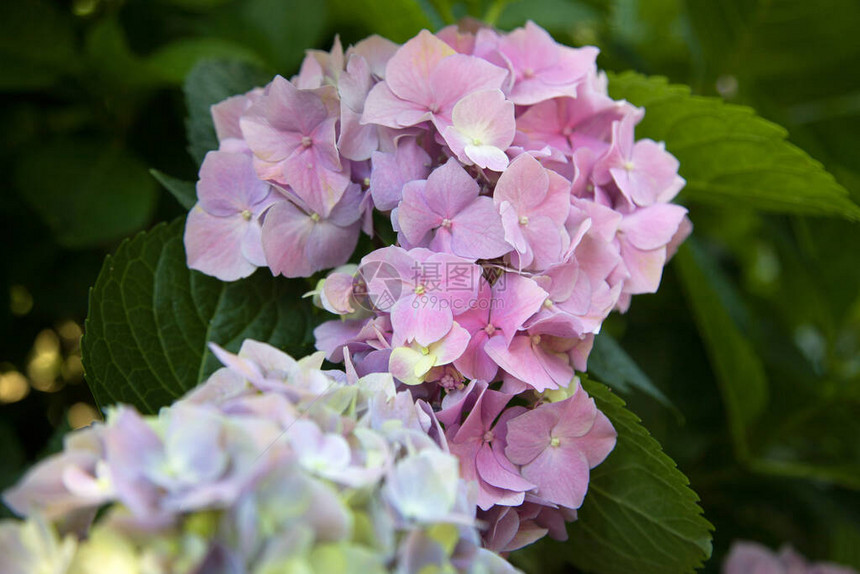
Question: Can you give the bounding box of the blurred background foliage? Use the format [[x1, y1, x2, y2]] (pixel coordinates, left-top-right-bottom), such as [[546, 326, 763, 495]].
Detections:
[[1, 0, 859, 571]]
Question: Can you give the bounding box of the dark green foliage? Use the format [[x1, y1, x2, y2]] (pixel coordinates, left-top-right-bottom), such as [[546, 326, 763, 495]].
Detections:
[[4, 0, 860, 572], [82, 219, 314, 413]]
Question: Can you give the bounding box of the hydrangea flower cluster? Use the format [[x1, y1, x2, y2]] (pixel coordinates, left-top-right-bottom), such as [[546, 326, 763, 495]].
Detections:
[[182, 20, 691, 552], [723, 541, 857, 574], [1, 340, 521, 574]]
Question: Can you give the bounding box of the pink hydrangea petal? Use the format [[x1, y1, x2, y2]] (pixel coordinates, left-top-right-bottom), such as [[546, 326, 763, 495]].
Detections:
[[321, 271, 357, 315], [385, 30, 456, 106], [516, 99, 566, 148], [390, 294, 453, 347], [260, 200, 314, 277], [304, 219, 361, 272], [495, 153, 549, 212], [326, 183, 364, 227], [338, 106, 378, 161], [722, 542, 785, 574], [457, 279, 492, 328], [475, 443, 534, 492], [240, 218, 267, 268], [454, 331, 499, 382], [545, 45, 598, 86], [240, 76, 328, 157], [466, 145, 510, 171], [449, 197, 510, 260], [499, 201, 529, 260], [185, 206, 258, 281], [359, 245, 416, 296], [338, 54, 372, 113], [103, 407, 163, 516], [428, 255, 482, 313], [428, 54, 508, 128], [557, 270, 593, 317], [578, 410, 617, 467], [454, 89, 515, 149], [499, 21, 559, 76], [436, 24, 477, 55], [498, 22, 597, 105], [431, 321, 472, 365], [534, 344, 575, 388], [540, 170, 574, 223], [493, 274, 548, 344], [361, 81, 433, 128], [314, 318, 367, 362], [212, 91, 257, 142], [369, 139, 432, 211], [627, 140, 684, 206], [423, 158, 480, 215], [349, 35, 399, 79], [520, 444, 590, 509], [197, 151, 272, 217], [504, 408, 557, 466], [667, 215, 693, 260], [539, 262, 579, 307], [505, 519, 550, 552], [619, 242, 668, 294], [522, 215, 567, 270], [397, 180, 442, 245], [482, 506, 521, 553], [453, 385, 510, 444], [280, 139, 349, 217], [437, 379, 481, 427], [620, 204, 687, 251], [444, 89, 515, 170], [484, 334, 557, 392], [543, 385, 598, 437]]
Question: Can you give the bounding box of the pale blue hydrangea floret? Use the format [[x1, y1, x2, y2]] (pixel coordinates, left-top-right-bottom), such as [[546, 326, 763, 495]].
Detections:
[[0, 339, 520, 574]]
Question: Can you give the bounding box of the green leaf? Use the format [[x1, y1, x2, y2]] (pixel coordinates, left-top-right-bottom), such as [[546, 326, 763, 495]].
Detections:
[[0, 0, 77, 91], [496, 0, 600, 34], [147, 38, 263, 85], [674, 241, 768, 459], [82, 218, 315, 413], [236, 0, 326, 72], [328, 0, 434, 42], [184, 59, 270, 165], [15, 138, 158, 249], [608, 72, 860, 220], [84, 18, 159, 89], [162, 0, 235, 10], [514, 378, 713, 574], [684, 0, 860, 103], [150, 169, 197, 210], [588, 333, 676, 411], [199, 0, 325, 74]]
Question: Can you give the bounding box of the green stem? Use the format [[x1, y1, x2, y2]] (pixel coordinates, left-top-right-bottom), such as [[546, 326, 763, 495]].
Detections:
[[483, 0, 509, 26]]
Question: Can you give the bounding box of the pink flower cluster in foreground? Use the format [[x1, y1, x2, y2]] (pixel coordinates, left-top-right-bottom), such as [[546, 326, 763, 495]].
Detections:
[[184, 21, 691, 551], [1, 342, 520, 573]]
